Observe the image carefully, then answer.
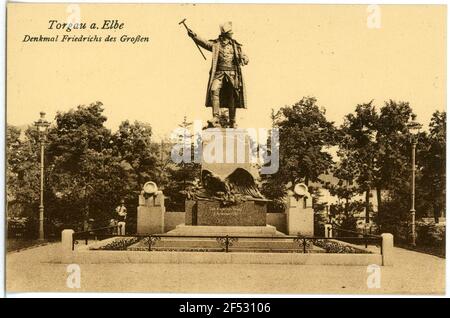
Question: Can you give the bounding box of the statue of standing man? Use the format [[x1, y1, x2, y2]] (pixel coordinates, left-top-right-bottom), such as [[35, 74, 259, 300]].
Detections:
[[186, 22, 249, 128]]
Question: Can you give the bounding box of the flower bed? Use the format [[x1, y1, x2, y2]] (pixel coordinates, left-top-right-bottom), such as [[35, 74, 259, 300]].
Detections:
[[90, 237, 140, 251], [314, 239, 372, 254], [88, 236, 372, 254]]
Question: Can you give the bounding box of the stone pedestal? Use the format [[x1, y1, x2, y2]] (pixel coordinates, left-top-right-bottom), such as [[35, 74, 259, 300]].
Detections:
[[201, 128, 259, 180], [61, 229, 74, 263], [185, 199, 267, 226], [185, 200, 197, 225], [286, 192, 314, 236], [381, 233, 394, 266], [324, 223, 333, 237], [137, 192, 165, 234], [181, 128, 269, 235]]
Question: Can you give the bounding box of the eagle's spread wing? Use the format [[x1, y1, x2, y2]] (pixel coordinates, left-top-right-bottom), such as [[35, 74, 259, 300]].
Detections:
[[200, 168, 265, 202]]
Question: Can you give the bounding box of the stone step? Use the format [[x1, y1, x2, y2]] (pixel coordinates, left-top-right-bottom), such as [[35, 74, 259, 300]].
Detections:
[[147, 247, 324, 253], [127, 237, 323, 253], [167, 224, 283, 237]]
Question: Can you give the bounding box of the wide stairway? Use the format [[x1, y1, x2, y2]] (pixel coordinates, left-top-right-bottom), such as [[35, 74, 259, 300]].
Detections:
[[128, 225, 323, 253]]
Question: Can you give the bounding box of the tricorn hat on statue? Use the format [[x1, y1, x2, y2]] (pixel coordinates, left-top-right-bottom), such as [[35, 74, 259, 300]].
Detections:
[[220, 21, 233, 34]]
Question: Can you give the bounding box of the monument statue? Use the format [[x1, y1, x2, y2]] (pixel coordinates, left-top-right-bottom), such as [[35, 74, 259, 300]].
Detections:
[[179, 20, 266, 227], [186, 21, 248, 128]]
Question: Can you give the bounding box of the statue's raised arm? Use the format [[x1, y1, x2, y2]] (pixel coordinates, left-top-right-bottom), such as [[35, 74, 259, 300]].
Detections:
[[187, 29, 214, 52]]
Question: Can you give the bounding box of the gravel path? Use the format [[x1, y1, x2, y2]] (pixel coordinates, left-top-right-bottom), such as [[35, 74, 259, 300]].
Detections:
[[6, 242, 445, 295]]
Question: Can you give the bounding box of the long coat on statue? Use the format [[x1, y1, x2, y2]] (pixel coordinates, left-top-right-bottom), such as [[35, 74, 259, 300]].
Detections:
[[192, 35, 248, 109]]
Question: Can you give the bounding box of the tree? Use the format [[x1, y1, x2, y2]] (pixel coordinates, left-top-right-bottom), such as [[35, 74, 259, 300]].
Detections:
[[418, 111, 446, 222], [163, 116, 201, 211], [7, 101, 163, 235], [45, 101, 117, 229], [278, 97, 337, 185], [113, 120, 159, 187], [6, 125, 41, 218], [261, 97, 337, 208], [338, 101, 379, 223], [45, 102, 162, 232], [335, 100, 445, 234], [327, 134, 361, 216], [375, 100, 414, 220], [6, 125, 23, 204]]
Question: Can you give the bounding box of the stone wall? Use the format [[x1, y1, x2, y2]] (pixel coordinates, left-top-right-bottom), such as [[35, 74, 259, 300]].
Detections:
[[164, 212, 185, 232], [266, 213, 286, 233]]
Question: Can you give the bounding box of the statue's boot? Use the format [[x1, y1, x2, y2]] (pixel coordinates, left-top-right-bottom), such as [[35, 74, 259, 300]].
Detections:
[[207, 116, 221, 128], [211, 90, 221, 118], [207, 91, 221, 127], [229, 106, 236, 128]]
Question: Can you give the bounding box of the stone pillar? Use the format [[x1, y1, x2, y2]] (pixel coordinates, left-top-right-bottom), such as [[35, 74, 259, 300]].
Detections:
[[137, 192, 165, 234], [61, 229, 74, 263], [286, 191, 314, 236], [381, 233, 394, 266], [324, 224, 333, 238]]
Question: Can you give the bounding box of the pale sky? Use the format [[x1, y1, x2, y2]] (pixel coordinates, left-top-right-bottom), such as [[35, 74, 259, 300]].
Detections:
[[7, 4, 446, 139]]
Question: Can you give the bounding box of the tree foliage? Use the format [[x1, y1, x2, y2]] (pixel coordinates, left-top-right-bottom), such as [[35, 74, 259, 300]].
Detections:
[[418, 111, 446, 222], [261, 97, 337, 208], [7, 102, 161, 236], [6, 98, 446, 239], [333, 100, 445, 233]]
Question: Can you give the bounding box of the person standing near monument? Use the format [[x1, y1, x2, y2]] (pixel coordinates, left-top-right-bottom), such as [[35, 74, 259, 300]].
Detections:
[[115, 199, 127, 235], [186, 21, 248, 128]]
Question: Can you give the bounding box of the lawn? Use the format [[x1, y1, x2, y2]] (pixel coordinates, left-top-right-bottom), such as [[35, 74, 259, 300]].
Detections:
[[6, 238, 58, 253]]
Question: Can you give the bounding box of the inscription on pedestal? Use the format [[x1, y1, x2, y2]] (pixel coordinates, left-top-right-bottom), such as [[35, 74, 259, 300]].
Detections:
[[194, 200, 267, 226]]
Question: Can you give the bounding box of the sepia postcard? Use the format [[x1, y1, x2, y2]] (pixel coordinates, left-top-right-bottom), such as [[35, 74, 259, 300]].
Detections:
[[4, 1, 447, 298]]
